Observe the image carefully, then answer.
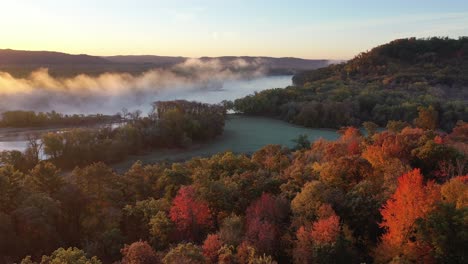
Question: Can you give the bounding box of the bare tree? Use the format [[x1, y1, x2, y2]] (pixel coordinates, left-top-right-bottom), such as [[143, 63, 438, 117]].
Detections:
[[25, 134, 43, 165], [121, 107, 129, 121]]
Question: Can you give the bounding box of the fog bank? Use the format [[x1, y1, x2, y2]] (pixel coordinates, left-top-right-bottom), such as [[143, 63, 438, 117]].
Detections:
[[0, 58, 274, 114]]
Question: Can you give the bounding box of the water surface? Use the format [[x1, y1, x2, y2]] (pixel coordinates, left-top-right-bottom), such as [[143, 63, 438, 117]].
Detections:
[[0, 75, 294, 152], [114, 115, 338, 170]]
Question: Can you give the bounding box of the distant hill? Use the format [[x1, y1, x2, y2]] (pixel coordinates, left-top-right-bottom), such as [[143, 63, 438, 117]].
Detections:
[[105, 55, 329, 75], [232, 37, 468, 130], [198, 56, 330, 74], [0, 49, 330, 77], [0, 49, 126, 77], [104, 55, 186, 66], [0, 49, 110, 65]]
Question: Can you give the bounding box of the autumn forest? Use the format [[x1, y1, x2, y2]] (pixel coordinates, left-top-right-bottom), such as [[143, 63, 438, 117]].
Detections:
[[1, 37, 467, 264]]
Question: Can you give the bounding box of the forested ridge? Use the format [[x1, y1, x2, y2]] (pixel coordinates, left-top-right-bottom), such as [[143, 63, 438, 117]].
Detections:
[[232, 37, 468, 130]]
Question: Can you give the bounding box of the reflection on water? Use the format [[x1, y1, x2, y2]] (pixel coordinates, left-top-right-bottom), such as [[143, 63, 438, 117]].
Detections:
[[0, 141, 29, 152]]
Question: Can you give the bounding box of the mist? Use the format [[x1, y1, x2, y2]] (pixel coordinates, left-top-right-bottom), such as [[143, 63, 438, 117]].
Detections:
[[0, 58, 274, 114]]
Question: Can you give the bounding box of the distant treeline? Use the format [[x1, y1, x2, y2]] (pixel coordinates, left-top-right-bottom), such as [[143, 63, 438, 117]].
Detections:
[[0, 110, 120, 128], [231, 37, 468, 131], [1, 100, 226, 169]]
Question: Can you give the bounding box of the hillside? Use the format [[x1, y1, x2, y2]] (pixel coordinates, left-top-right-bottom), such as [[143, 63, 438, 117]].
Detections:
[[0, 49, 329, 77], [293, 37, 468, 87], [233, 37, 468, 130]]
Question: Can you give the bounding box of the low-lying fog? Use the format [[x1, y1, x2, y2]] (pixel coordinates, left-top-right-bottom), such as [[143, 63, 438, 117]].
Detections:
[[0, 58, 293, 152], [0, 58, 292, 115]]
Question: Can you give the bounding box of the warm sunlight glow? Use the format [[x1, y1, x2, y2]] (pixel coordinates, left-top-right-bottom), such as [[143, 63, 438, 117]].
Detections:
[[1, 0, 467, 59]]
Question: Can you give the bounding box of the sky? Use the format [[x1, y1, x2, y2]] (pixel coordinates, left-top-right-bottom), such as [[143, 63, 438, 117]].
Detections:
[[1, 0, 468, 59]]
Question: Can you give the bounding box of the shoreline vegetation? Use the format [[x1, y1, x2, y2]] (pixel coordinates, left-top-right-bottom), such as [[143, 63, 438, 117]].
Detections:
[[0, 100, 226, 170], [0, 110, 121, 129]]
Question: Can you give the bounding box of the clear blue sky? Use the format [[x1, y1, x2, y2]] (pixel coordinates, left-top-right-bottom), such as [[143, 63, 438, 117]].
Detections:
[[2, 0, 467, 59]]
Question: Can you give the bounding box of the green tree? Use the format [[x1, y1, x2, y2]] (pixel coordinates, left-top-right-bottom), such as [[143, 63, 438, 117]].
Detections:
[[291, 134, 311, 150], [386, 120, 410, 133], [149, 211, 174, 250], [71, 163, 122, 241], [415, 203, 467, 264], [38, 247, 101, 264], [14, 193, 61, 257], [163, 243, 205, 264], [28, 162, 63, 197], [0, 150, 30, 173], [42, 133, 64, 160], [362, 121, 378, 137], [0, 165, 25, 213], [122, 198, 170, 242], [219, 214, 244, 247]]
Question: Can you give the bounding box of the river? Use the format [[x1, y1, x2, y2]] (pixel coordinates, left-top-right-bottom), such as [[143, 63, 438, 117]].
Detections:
[[0, 75, 339, 158]]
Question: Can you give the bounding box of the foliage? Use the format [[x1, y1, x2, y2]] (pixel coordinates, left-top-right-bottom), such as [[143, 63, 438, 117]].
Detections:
[[232, 37, 468, 130], [121, 241, 159, 264], [0, 110, 119, 128], [21, 247, 102, 264], [162, 243, 205, 264], [414, 203, 467, 264], [375, 169, 441, 263], [169, 186, 213, 242], [0, 118, 467, 263], [202, 234, 223, 263], [38, 100, 226, 169]]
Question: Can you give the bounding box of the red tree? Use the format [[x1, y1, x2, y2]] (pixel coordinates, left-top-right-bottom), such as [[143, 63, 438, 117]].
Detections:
[[202, 234, 223, 263], [293, 204, 341, 262], [339, 127, 362, 156], [294, 226, 314, 263], [169, 186, 213, 242], [236, 241, 255, 264], [376, 169, 440, 262], [245, 193, 288, 225], [244, 193, 289, 255], [121, 240, 159, 264], [310, 205, 340, 245], [245, 217, 276, 255]]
